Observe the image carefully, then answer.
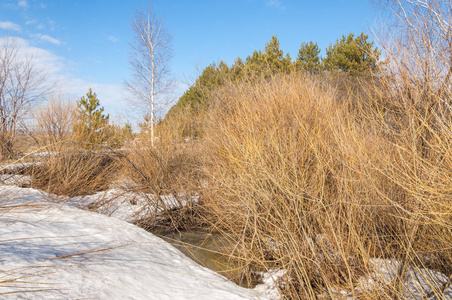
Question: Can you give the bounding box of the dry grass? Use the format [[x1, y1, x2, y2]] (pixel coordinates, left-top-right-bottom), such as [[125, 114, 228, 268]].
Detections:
[[29, 143, 121, 197], [1, 2, 450, 299], [196, 73, 452, 299], [29, 93, 75, 152], [120, 137, 207, 233], [2, 76, 450, 298], [158, 106, 207, 142], [12, 71, 451, 298], [0, 133, 40, 164]]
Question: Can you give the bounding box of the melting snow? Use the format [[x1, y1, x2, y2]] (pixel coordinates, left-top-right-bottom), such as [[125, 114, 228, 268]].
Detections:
[[0, 185, 275, 299]]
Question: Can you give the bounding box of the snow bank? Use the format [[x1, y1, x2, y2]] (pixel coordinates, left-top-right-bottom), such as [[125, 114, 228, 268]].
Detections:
[[0, 185, 270, 299], [4, 183, 450, 299]]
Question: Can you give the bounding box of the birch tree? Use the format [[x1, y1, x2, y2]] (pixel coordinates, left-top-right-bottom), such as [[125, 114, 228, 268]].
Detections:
[[125, 2, 173, 147], [0, 37, 47, 159]]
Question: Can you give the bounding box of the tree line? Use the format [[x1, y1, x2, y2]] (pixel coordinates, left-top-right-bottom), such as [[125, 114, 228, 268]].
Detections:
[[166, 32, 380, 134], [0, 4, 379, 158]]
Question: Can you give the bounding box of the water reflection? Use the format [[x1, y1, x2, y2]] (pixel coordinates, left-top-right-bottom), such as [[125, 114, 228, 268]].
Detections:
[[161, 231, 261, 288]]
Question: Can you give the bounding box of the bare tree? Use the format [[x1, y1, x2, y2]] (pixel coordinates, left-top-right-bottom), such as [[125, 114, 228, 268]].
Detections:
[[125, 2, 173, 147], [371, 2, 452, 295], [371, 0, 452, 145], [374, 0, 452, 102], [32, 92, 75, 150], [0, 37, 47, 159]]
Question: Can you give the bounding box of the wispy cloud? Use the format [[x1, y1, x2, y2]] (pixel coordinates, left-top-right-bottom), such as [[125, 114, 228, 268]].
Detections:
[[31, 33, 62, 45], [0, 36, 126, 115], [0, 21, 21, 32], [107, 35, 119, 43], [18, 0, 28, 8], [24, 17, 39, 27], [266, 0, 285, 10], [47, 20, 56, 31]]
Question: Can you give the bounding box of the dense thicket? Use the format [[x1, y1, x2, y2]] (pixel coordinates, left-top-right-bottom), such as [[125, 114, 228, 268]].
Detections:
[[163, 32, 380, 139]]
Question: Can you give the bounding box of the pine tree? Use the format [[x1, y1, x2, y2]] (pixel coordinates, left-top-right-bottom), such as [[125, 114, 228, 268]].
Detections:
[[245, 49, 266, 76], [170, 62, 229, 113], [296, 41, 321, 73], [264, 35, 284, 69], [122, 122, 134, 141], [73, 88, 109, 147], [230, 57, 245, 80], [323, 32, 380, 75], [245, 35, 292, 76]]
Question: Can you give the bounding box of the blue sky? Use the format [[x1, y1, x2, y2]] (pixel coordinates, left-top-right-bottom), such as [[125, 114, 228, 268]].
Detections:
[[0, 0, 377, 121]]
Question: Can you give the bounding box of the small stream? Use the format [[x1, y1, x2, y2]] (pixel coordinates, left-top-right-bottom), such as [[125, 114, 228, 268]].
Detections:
[[160, 231, 261, 288]]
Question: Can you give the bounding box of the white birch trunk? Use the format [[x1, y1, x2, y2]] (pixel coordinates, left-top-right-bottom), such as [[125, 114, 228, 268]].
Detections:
[[125, 2, 172, 145]]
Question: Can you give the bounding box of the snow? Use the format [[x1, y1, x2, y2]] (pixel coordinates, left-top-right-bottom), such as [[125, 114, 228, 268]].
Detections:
[[0, 162, 40, 173], [319, 258, 452, 299], [357, 258, 452, 300], [0, 174, 31, 186], [68, 188, 193, 223], [0, 185, 273, 299], [253, 269, 285, 300], [2, 181, 451, 300], [68, 188, 149, 223]]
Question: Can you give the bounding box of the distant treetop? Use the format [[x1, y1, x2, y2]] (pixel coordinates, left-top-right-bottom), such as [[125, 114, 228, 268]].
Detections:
[[323, 32, 380, 74]]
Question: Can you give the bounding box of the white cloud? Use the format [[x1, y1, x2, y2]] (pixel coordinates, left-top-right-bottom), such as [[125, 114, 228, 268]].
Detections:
[[0, 36, 126, 116], [0, 36, 64, 75], [63, 78, 126, 113], [18, 0, 28, 8], [31, 33, 62, 45], [0, 21, 21, 32], [107, 35, 119, 43], [266, 0, 285, 10]]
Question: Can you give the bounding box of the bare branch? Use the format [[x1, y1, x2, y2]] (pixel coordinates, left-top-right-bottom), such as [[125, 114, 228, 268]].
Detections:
[[124, 2, 174, 146], [0, 36, 48, 158]]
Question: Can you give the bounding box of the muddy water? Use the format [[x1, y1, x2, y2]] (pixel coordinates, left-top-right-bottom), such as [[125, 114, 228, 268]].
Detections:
[[161, 231, 260, 288]]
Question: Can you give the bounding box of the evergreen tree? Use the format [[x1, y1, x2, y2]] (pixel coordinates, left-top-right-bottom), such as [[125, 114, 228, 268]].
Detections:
[[296, 41, 321, 73], [264, 35, 284, 70], [73, 88, 109, 146], [245, 49, 266, 76], [323, 32, 380, 75], [122, 122, 134, 141], [164, 61, 231, 139], [170, 62, 229, 113], [101, 121, 134, 148], [245, 35, 292, 76], [230, 57, 245, 80]]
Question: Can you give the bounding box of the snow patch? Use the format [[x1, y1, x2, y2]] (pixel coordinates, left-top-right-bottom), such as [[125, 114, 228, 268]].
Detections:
[[0, 185, 270, 299], [357, 258, 452, 300]]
